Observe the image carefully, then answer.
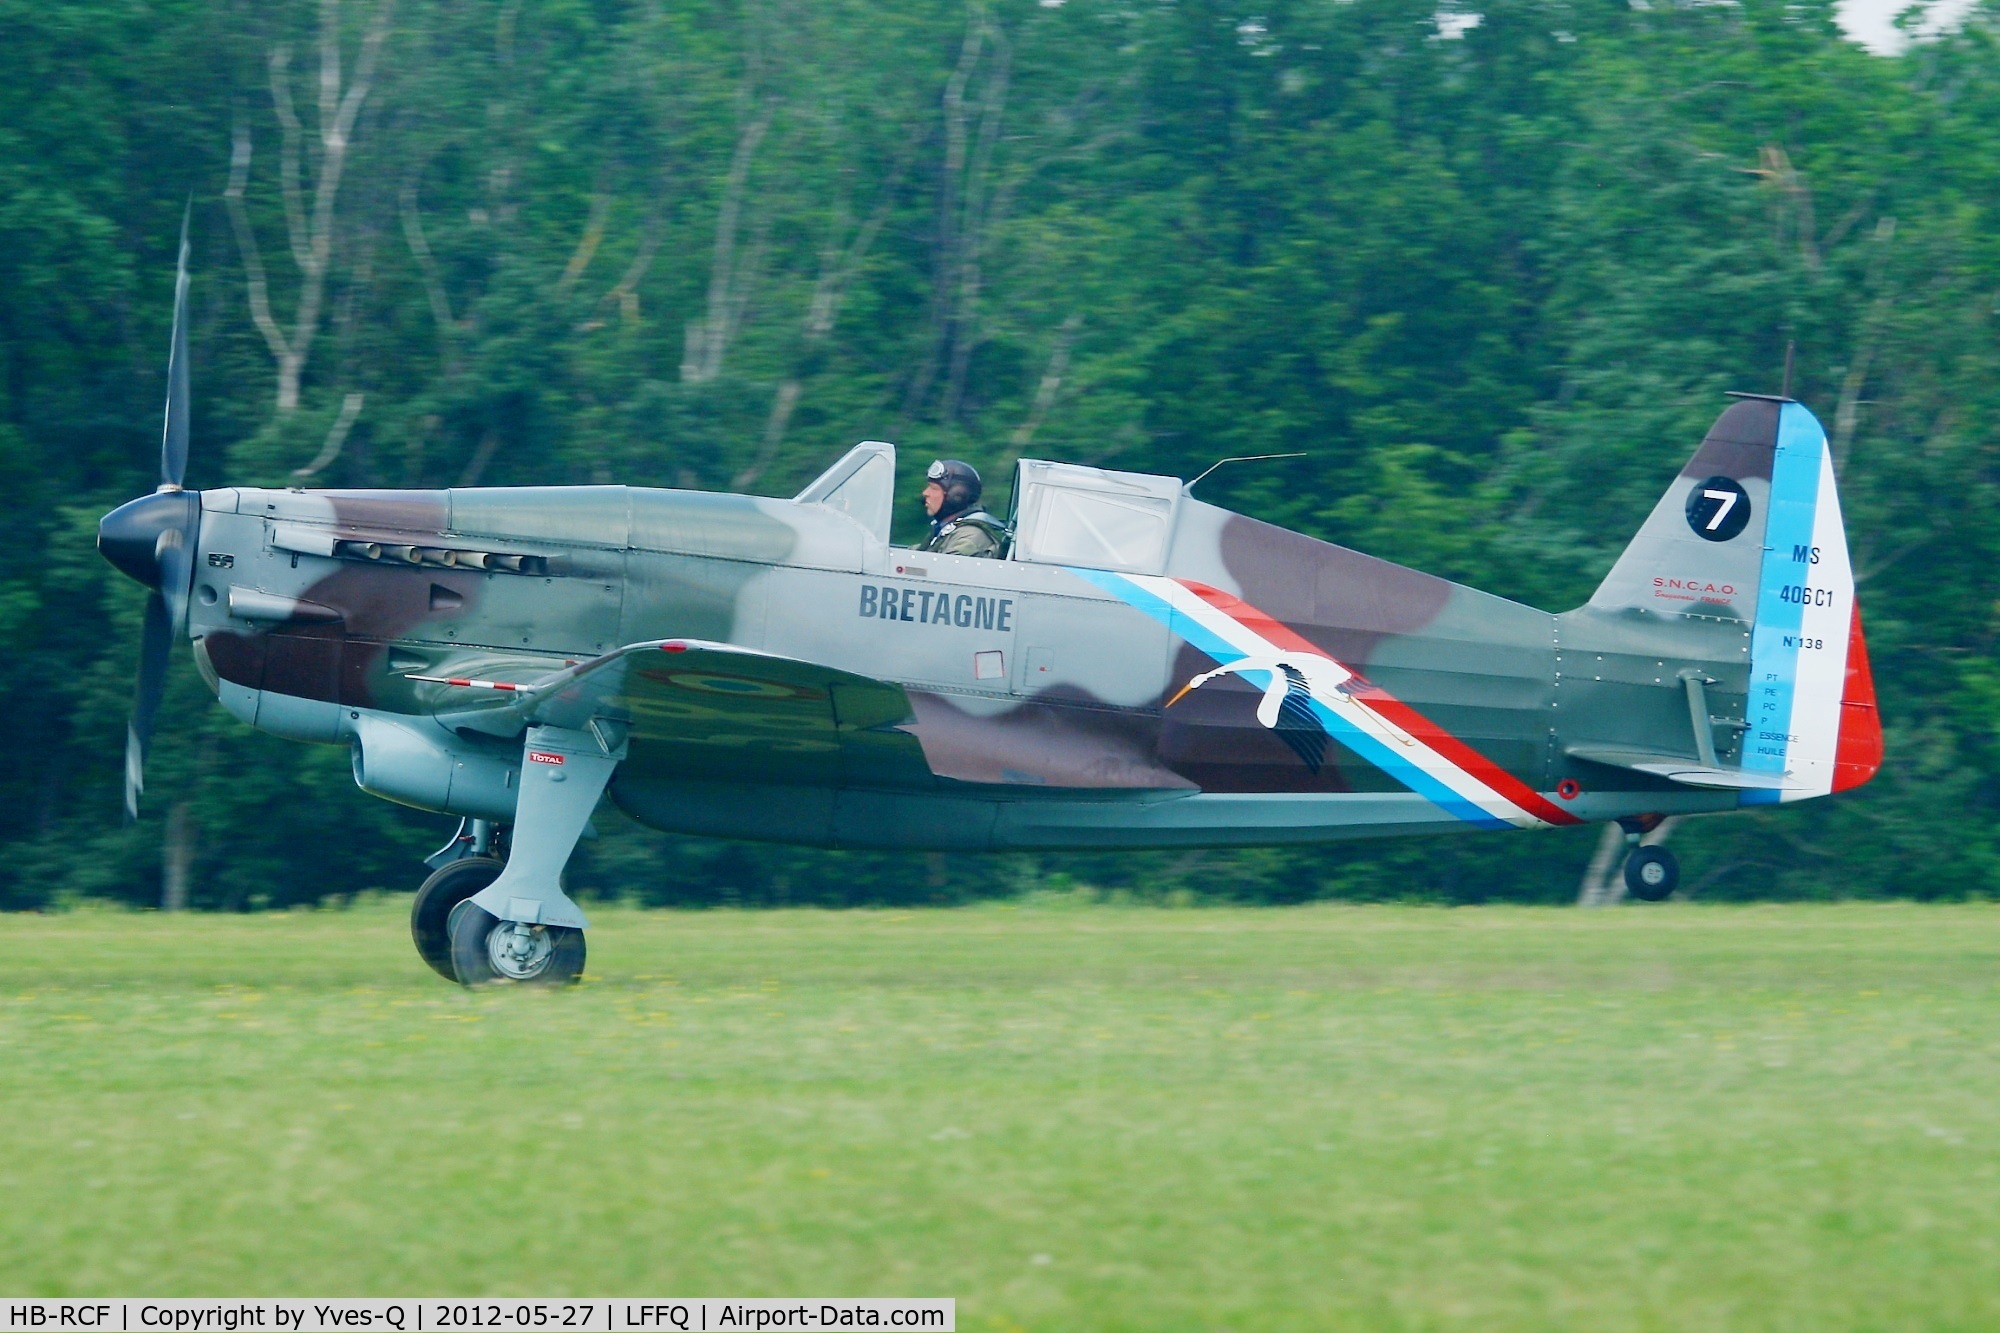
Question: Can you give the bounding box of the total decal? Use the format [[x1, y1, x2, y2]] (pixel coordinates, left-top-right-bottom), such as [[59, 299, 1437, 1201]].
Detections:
[[1652, 575, 1739, 604]]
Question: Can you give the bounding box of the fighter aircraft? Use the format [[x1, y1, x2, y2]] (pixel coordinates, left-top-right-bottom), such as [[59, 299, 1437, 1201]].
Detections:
[[98, 228, 1881, 985]]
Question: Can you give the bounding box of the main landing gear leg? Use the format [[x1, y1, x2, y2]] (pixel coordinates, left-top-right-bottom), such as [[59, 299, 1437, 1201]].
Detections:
[[1618, 815, 1680, 902], [446, 723, 626, 987]]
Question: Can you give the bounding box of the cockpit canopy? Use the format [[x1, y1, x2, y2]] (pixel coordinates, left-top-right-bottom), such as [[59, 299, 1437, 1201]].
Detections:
[[1005, 460, 1180, 575], [794, 441, 1184, 576]]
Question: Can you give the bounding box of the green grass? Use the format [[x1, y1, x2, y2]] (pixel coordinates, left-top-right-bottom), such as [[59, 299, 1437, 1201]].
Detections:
[[5, 899, 1999, 1329]]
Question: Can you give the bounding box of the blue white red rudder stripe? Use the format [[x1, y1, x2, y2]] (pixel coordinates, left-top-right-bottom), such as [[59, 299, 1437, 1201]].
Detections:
[[1742, 402, 1882, 802]]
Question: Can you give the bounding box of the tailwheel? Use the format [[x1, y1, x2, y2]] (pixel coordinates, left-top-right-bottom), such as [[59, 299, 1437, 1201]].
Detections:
[[412, 856, 505, 981], [447, 903, 586, 988], [1624, 846, 1680, 902]]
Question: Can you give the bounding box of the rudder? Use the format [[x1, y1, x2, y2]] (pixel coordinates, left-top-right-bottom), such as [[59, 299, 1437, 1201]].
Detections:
[[1739, 401, 1880, 800]]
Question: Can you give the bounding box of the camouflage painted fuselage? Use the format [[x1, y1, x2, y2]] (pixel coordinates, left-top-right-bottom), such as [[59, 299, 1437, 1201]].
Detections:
[[182, 404, 1879, 851]]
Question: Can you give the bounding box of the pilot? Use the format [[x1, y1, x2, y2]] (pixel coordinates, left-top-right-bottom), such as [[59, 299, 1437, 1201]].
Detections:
[[917, 459, 1005, 558]]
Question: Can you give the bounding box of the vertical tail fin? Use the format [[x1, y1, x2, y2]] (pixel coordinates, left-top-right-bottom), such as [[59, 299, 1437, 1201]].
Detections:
[[1589, 397, 1881, 798]]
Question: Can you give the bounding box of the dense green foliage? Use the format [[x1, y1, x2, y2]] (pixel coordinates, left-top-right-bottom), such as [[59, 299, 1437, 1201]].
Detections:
[[9, 899, 2000, 1325], [5, 0, 1996, 909]]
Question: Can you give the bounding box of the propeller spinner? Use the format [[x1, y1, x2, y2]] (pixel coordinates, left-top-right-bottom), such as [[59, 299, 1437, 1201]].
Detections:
[[98, 205, 201, 820]]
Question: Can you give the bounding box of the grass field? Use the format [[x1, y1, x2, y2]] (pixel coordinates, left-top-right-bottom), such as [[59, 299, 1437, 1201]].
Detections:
[[5, 898, 1998, 1329]]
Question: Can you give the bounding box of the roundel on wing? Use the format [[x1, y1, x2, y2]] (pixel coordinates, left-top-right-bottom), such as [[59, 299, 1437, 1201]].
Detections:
[[1685, 476, 1751, 542], [634, 667, 817, 700], [669, 672, 815, 700]]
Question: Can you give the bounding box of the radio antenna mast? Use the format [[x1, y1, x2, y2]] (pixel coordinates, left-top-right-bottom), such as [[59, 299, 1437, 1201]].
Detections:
[[1186, 452, 1307, 492]]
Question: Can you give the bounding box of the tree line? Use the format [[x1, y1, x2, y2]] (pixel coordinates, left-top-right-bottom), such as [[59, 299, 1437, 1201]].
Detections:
[[4, 0, 1995, 909]]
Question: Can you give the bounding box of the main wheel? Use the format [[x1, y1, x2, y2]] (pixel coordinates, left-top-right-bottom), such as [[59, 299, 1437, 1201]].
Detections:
[[446, 902, 586, 988], [411, 856, 504, 981], [1624, 845, 1680, 902]]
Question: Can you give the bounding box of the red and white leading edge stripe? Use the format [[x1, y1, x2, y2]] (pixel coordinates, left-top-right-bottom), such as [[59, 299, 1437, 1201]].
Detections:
[[406, 674, 526, 692]]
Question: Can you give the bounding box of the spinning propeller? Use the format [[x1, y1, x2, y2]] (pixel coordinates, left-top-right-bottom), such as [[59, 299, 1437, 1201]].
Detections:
[[97, 204, 202, 820]]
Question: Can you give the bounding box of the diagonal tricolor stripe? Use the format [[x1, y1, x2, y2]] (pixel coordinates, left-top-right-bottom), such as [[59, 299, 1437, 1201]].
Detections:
[[1070, 567, 1580, 830]]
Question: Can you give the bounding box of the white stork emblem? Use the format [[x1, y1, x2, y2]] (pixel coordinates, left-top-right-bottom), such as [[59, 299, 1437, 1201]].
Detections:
[[1164, 654, 1363, 775]]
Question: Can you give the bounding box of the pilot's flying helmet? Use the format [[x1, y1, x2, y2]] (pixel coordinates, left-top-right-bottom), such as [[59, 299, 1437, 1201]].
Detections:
[[925, 459, 982, 513]]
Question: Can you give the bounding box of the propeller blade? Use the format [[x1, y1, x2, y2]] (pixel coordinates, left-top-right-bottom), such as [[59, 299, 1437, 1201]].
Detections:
[[161, 200, 191, 491], [125, 591, 172, 822]]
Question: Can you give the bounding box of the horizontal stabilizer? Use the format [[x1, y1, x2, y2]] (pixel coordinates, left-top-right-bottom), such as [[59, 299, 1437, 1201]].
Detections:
[[1566, 744, 1796, 791]]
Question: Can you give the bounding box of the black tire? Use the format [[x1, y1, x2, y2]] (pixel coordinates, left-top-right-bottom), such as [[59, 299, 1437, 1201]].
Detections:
[[411, 856, 504, 981], [1624, 846, 1680, 902], [447, 902, 586, 988]]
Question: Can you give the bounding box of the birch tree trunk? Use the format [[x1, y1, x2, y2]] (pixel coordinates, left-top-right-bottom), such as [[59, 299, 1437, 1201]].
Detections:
[[682, 100, 774, 386], [731, 175, 902, 490], [225, 0, 394, 415], [162, 800, 194, 912]]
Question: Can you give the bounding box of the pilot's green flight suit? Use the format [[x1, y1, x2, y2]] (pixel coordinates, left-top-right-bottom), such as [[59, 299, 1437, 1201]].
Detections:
[[920, 509, 1005, 558]]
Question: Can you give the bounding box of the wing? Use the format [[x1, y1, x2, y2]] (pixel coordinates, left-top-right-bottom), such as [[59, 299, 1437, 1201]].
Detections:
[[427, 639, 928, 788]]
